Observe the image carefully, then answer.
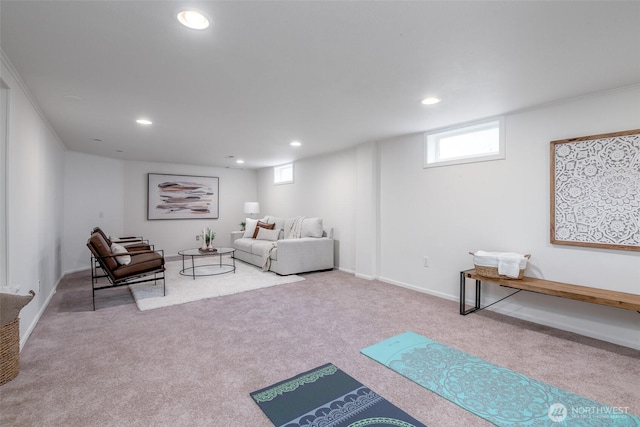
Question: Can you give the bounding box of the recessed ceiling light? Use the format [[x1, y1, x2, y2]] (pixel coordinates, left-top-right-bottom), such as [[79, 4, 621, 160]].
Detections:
[[290, 141, 302, 147], [177, 10, 210, 30], [236, 159, 245, 164], [421, 97, 441, 105], [136, 119, 152, 125]]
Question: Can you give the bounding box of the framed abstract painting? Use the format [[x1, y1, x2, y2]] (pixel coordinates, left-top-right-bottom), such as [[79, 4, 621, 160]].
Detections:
[[550, 129, 639, 251], [147, 173, 219, 220]]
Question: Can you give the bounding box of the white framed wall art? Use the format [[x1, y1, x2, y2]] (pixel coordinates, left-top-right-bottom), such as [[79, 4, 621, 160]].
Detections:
[[550, 129, 640, 251], [147, 173, 219, 220]]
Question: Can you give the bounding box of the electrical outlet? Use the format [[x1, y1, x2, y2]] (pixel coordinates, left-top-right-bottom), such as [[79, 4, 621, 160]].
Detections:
[[196, 235, 200, 241], [423, 256, 430, 267]]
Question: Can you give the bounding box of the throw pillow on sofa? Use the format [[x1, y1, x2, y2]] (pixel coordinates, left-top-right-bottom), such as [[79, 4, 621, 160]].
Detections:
[[253, 221, 275, 238], [243, 218, 265, 238], [301, 218, 323, 238], [255, 227, 280, 241], [263, 216, 285, 232]]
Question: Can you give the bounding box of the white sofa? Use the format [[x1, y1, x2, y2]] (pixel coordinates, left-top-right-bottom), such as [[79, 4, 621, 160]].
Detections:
[[231, 216, 334, 275]]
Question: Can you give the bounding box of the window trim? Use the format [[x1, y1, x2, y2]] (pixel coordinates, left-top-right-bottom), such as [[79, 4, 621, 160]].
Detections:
[[423, 116, 505, 168], [273, 163, 294, 185]]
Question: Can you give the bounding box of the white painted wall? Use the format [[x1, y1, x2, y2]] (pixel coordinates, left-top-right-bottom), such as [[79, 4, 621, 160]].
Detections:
[[257, 149, 357, 272], [253, 86, 639, 349], [355, 142, 379, 279], [4, 46, 638, 350], [63, 152, 124, 273], [378, 87, 640, 349], [123, 161, 257, 255], [1, 53, 66, 345], [63, 157, 258, 271]]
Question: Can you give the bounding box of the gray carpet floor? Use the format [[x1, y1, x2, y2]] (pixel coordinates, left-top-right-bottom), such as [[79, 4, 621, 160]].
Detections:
[[1, 265, 638, 426]]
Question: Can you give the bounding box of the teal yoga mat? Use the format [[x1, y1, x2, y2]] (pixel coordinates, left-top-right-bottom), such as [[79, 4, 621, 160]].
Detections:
[[361, 331, 639, 426]]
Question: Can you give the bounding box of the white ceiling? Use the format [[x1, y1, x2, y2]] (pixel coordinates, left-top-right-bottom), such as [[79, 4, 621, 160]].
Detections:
[[1, 1, 639, 169]]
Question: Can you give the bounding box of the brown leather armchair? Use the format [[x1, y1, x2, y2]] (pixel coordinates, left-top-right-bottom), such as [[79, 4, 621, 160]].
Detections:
[[87, 231, 165, 310], [91, 227, 150, 249], [90, 227, 152, 284]]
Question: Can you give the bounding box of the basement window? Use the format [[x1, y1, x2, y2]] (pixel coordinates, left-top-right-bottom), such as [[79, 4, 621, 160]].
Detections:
[[274, 163, 294, 185], [424, 117, 505, 168]]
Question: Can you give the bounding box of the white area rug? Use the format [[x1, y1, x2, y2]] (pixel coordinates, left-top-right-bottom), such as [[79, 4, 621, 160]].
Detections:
[[129, 259, 304, 311]]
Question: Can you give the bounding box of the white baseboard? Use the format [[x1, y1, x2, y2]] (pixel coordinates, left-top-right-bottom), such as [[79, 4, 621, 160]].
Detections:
[[376, 275, 640, 351], [377, 275, 459, 302], [20, 275, 62, 350], [487, 305, 640, 350], [63, 266, 90, 275], [29, 267, 640, 351]]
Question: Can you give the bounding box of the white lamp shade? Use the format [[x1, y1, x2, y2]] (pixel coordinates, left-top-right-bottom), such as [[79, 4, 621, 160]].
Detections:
[[244, 202, 260, 214]]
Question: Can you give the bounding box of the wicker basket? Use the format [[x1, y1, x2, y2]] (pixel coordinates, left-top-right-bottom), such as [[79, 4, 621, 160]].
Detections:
[[470, 252, 531, 280], [0, 318, 20, 386]]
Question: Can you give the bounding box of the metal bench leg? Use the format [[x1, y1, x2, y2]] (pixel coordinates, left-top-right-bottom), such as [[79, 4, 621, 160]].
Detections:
[[460, 271, 481, 315]]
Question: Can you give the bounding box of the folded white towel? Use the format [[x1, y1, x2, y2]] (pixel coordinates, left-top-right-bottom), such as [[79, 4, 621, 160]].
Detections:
[[475, 251, 493, 257], [473, 251, 527, 278], [497, 254, 523, 278]]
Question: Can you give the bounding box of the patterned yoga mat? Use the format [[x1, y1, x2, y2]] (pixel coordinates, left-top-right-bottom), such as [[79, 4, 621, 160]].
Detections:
[[361, 331, 640, 426], [250, 363, 426, 427]]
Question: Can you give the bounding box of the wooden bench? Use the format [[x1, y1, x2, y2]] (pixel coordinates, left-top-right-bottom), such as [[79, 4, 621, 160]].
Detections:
[[460, 269, 640, 315]]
